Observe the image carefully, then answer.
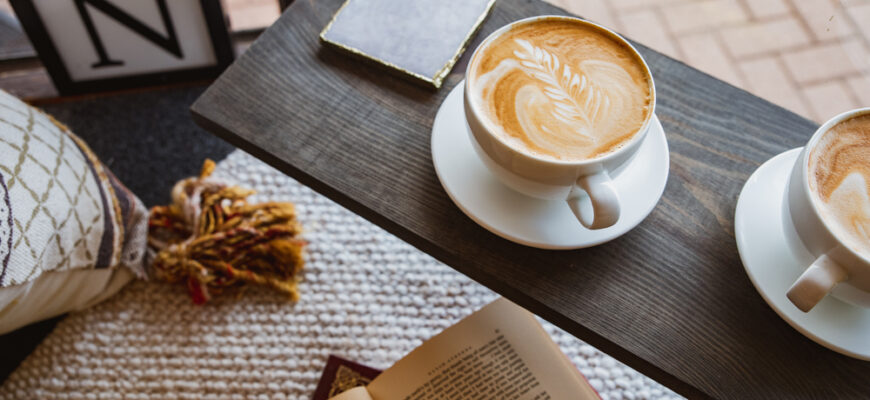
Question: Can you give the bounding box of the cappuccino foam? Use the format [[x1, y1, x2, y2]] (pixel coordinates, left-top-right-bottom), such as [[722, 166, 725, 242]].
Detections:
[[809, 113, 870, 258], [468, 19, 653, 161]]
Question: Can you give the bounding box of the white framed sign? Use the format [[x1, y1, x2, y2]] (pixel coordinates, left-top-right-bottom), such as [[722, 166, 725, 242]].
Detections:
[[10, 0, 233, 95]]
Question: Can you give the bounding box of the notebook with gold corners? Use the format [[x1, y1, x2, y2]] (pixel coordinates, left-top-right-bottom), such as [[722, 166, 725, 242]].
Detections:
[[320, 0, 496, 89]]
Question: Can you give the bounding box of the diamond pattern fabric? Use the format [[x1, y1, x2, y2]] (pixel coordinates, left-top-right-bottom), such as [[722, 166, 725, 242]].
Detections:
[[0, 89, 146, 287]]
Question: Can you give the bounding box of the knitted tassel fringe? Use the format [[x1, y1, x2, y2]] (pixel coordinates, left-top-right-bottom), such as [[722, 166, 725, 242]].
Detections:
[[148, 160, 305, 304]]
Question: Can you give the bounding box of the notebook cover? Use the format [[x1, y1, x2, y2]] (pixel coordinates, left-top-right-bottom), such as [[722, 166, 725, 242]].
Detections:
[[312, 355, 383, 400], [320, 0, 495, 88]]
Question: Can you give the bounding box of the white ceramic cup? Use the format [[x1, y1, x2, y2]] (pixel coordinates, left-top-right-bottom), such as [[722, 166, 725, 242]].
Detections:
[[786, 108, 870, 312], [463, 16, 656, 230]]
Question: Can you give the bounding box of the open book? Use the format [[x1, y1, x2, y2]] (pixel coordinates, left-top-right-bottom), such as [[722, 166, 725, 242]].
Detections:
[[331, 298, 600, 400]]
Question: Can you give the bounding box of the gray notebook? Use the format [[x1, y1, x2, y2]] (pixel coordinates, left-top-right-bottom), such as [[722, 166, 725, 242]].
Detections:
[[320, 0, 495, 88]]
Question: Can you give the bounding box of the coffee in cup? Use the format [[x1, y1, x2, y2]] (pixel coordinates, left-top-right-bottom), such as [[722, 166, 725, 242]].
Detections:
[[463, 16, 656, 230], [807, 114, 870, 258], [467, 18, 653, 161], [787, 108, 870, 312]]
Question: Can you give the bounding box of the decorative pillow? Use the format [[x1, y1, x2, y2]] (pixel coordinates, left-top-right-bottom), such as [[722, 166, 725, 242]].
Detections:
[[0, 90, 148, 334]]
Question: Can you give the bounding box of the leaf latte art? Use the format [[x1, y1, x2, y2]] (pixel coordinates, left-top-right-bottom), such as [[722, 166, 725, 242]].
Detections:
[[469, 20, 652, 161]]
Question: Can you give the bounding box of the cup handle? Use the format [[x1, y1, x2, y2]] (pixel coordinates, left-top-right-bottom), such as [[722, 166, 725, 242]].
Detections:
[[567, 170, 620, 230], [786, 254, 848, 312]]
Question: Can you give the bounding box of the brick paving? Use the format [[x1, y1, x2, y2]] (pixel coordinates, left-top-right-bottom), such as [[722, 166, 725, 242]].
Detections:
[[223, 0, 280, 32], [548, 0, 870, 122]]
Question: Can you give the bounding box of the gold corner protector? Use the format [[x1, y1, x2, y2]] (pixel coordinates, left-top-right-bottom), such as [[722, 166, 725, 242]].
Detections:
[[431, 0, 497, 88], [319, 0, 352, 40], [321, 37, 437, 87]]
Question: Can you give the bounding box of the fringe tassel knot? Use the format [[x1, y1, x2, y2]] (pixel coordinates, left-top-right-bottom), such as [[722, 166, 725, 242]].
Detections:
[[148, 160, 305, 304]]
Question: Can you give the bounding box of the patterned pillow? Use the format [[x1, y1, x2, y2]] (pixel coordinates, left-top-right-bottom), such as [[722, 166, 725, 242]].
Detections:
[[0, 90, 148, 333]]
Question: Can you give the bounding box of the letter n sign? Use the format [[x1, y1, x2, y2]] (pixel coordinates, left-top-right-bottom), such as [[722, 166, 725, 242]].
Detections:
[[10, 0, 233, 95]]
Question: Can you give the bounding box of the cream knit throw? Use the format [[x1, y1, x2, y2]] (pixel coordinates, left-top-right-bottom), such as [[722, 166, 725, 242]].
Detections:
[[0, 151, 680, 400]]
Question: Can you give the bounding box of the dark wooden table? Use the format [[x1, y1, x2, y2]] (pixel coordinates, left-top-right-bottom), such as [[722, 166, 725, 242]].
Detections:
[[191, 0, 869, 398]]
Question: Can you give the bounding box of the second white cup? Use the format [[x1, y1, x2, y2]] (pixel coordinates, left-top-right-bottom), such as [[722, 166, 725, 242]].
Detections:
[[786, 108, 870, 312]]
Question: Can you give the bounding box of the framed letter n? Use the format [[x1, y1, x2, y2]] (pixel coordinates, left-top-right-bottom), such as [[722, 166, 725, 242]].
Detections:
[[10, 0, 233, 95]]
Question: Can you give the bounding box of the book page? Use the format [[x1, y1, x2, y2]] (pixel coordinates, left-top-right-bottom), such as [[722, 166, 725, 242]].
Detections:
[[331, 387, 374, 400], [365, 298, 598, 400]]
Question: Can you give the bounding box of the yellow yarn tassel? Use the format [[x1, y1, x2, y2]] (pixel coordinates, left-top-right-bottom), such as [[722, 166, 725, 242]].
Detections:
[[148, 160, 305, 304]]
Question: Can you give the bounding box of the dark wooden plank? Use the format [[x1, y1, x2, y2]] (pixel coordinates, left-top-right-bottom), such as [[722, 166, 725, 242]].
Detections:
[[0, 64, 56, 99], [191, 0, 868, 398]]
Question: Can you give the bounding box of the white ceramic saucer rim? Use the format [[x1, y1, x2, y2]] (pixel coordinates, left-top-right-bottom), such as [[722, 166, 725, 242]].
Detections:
[[431, 80, 669, 250], [735, 148, 870, 361]]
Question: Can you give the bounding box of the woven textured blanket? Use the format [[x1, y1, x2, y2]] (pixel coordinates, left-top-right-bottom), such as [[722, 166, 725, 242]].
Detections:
[[0, 150, 680, 399]]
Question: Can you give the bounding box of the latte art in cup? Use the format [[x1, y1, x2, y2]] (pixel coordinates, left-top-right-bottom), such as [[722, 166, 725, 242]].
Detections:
[[809, 113, 870, 258], [468, 19, 653, 161]]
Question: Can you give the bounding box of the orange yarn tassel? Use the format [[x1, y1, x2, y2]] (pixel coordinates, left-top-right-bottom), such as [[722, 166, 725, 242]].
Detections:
[[148, 160, 305, 304]]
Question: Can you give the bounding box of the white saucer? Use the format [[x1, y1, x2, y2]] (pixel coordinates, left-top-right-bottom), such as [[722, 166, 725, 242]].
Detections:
[[431, 81, 669, 249], [735, 148, 870, 360]]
